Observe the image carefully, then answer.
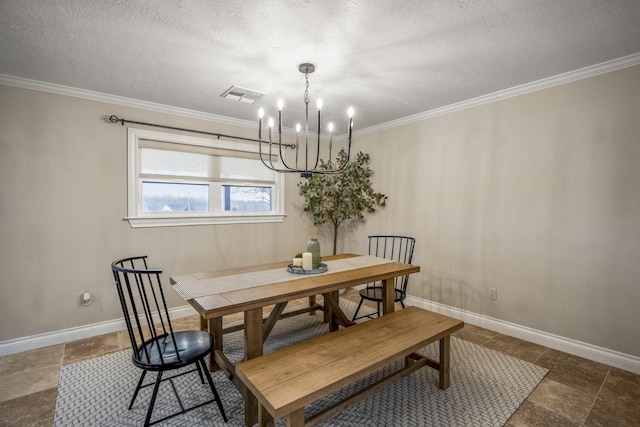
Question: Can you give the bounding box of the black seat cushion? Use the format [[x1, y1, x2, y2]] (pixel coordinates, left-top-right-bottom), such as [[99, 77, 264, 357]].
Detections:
[[134, 330, 213, 369]]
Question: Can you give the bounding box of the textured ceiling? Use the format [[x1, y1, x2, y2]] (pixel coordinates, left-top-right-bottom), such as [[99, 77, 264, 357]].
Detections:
[[1, 0, 640, 133]]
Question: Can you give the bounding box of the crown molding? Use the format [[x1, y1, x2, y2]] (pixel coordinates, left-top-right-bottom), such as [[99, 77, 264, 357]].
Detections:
[[0, 74, 256, 129], [355, 52, 640, 137], [2, 52, 639, 136]]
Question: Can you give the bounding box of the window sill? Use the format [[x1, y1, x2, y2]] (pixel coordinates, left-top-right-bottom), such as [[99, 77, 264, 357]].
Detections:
[[125, 214, 286, 228]]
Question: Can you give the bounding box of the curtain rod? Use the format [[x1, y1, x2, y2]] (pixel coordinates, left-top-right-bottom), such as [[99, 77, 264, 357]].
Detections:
[[106, 115, 296, 148]]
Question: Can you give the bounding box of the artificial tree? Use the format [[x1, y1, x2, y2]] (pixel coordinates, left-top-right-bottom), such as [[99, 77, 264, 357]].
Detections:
[[298, 149, 387, 255]]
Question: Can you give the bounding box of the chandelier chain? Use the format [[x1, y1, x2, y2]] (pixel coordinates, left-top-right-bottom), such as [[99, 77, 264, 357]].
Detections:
[[304, 71, 310, 104]]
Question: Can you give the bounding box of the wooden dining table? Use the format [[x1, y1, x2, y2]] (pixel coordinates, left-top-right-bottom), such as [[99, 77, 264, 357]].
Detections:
[[170, 253, 420, 427]]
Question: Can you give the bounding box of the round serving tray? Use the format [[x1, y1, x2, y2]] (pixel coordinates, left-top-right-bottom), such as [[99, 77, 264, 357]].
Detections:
[[287, 263, 328, 275]]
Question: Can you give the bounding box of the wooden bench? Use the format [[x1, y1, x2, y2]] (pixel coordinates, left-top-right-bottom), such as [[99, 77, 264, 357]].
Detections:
[[235, 306, 464, 427]]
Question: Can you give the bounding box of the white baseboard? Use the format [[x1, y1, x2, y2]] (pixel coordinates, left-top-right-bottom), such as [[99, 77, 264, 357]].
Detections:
[[3, 298, 640, 375], [0, 306, 197, 357], [406, 296, 640, 375]]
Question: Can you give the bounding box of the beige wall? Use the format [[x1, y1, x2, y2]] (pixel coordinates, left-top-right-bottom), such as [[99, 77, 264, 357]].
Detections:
[[0, 84, 316, 341], [354, 65, 640, 357], [2, 64, 639, 360]]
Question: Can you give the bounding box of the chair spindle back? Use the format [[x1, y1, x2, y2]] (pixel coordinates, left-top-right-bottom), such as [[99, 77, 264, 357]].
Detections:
[[368, 235, 416, 292], [112, 256, 180, 366]]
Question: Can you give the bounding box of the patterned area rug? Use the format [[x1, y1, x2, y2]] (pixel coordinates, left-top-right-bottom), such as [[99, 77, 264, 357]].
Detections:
[[54, 301, 547, 426]]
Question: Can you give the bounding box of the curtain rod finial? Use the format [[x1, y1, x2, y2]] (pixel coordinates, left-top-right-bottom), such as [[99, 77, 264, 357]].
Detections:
[[107, 115, 122, 125]]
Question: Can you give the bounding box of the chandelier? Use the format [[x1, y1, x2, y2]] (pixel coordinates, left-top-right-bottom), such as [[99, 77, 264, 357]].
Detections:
[[257, 63, 354, 178]]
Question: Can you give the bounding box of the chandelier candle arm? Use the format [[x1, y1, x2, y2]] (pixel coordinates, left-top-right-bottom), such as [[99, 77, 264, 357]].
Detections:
[[257, 109, 298, 171], [275, 100, 296, 171], [315, 98, 322, 171], [277, 99, 286, 168], [348, 106, 354, 142], [328, 122, 334, 164], [295, 123, 301, 168], [268, 117, 273, 169], [304, 92, 309, 171]]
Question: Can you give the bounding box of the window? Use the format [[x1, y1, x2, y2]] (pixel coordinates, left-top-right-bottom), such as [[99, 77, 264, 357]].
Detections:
[[126, 128, 285, 227]]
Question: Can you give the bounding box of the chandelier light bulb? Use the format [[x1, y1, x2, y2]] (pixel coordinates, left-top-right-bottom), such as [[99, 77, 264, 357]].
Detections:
[[328, 123, 334, 132], [268, 117, 274, 128], [296, 123, 301, 133], [316, 98, 323, 110], [258, 108, 264, 119], [348, 106, 354, 118], [277, 99, 283, 110]]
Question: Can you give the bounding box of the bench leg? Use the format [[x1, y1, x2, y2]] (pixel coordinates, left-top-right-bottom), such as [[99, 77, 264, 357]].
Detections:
[[245, 308, 264, 427], [286, 408, 305, 427], [258, 404, 275, 427], [439, 335, 451, 389]]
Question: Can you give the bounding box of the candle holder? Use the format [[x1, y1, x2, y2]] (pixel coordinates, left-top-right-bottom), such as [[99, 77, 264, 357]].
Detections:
[[286, 262, 328, 275]]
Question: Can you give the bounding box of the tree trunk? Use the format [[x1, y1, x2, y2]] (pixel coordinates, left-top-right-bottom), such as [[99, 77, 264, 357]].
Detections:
[[332, 221, 340, 255]]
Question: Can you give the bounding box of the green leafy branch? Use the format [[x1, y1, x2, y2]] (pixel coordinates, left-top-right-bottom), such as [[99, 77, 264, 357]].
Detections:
[[298, 149, 387, 254]]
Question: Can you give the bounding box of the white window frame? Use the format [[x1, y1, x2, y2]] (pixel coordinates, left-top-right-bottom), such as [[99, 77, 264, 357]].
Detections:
[[126, 128, 285, 228]]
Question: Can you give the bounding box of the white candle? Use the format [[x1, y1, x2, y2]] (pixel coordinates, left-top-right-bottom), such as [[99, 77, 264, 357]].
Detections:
[[293, 257, 302, 267], [302, 252, 312, 270]]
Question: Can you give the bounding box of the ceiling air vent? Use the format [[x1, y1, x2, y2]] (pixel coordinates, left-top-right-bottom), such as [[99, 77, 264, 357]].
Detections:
[[220, 86, 265, 104]]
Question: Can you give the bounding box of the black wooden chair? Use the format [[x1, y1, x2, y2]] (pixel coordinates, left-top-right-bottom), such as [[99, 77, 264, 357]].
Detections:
[[352, 235, 416, 321], [111, 256, 227, 426]]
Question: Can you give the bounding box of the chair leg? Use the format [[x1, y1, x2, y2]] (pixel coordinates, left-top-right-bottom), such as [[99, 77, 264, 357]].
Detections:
[[168, 378, 185, 412], [352, 297, 365, 322], [376, 301, 381, 318], [200, 358, 228, 422], [144, 371, 163, 427], [129, 369, 147, 410], [195, 359, 205, 384], [400, 299, 406, 309]]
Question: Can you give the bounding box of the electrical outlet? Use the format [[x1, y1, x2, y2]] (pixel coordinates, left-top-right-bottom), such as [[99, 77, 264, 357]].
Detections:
[[488, 288, 497, 301], [81, 291, 92, 306]]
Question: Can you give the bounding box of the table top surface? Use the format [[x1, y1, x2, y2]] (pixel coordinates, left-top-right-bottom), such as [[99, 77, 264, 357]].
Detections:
[[170, 253, 420, 319]]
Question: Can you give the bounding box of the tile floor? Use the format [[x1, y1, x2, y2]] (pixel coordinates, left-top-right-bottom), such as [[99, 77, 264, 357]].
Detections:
[[1, 289, 639, 427]]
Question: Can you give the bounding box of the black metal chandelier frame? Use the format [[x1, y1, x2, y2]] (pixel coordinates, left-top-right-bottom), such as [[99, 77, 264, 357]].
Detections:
[[257, 63, 354, 178]]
